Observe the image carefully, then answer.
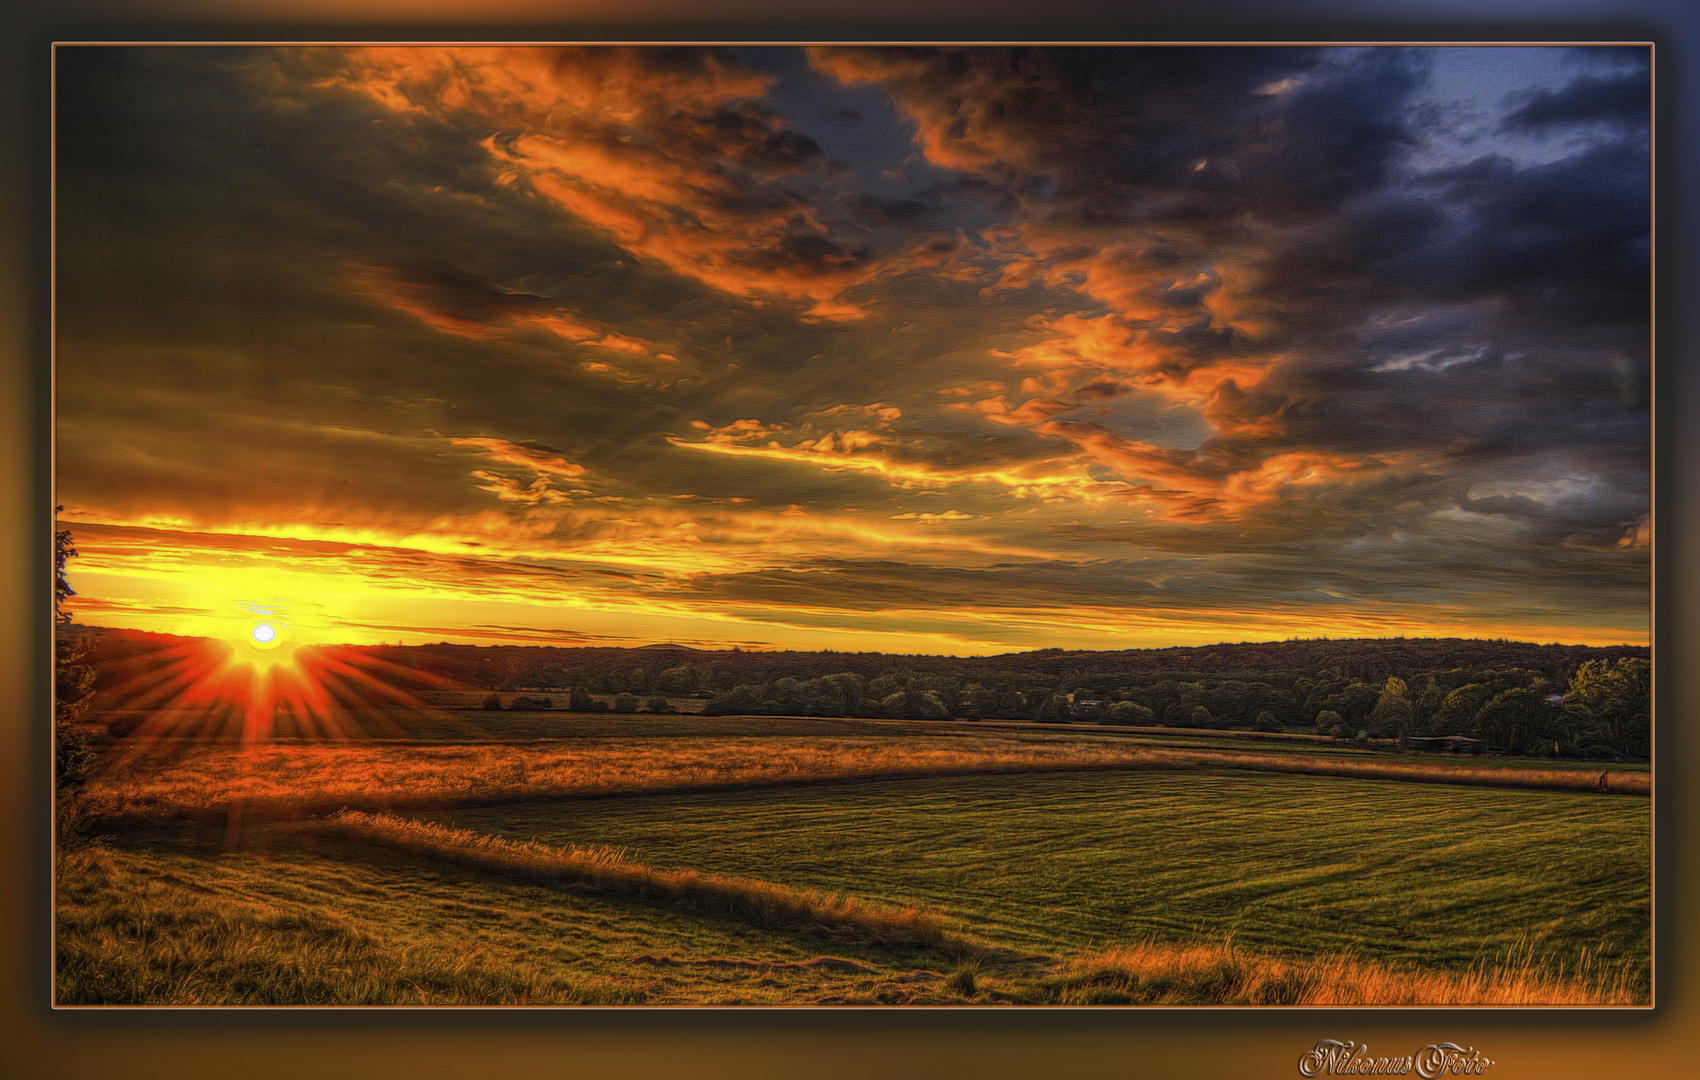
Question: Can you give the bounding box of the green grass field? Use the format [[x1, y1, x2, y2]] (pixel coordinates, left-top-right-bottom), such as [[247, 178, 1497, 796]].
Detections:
[[431, 769, 1649, 973], [58, 713, 1652, 1006]]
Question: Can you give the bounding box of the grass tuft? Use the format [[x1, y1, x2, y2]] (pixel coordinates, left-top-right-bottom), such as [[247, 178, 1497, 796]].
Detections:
[[944, 961, 980, 998]]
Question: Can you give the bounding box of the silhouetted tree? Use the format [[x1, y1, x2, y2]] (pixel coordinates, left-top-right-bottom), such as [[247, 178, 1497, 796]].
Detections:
[[569, 686, 608, 712], [1175, 703, 1213, 729], [1103, 700, 1155, 726], [54, 509, 94, 793]]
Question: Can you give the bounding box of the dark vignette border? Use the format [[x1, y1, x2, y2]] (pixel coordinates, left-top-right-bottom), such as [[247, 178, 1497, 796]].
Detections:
[[9, 4, 1696, 1078]]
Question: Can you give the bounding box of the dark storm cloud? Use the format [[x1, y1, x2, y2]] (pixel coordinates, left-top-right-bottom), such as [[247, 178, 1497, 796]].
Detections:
[[1501, 71, 1651, 133], [817, 46, 1426, 230], [908, 46, 1651, 589], [1410, 143, 1651, 328], [835, 46, 1639, 338]]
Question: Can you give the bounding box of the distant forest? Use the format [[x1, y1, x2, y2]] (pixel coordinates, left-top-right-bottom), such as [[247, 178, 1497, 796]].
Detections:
[[73, 630, 1652, 761]]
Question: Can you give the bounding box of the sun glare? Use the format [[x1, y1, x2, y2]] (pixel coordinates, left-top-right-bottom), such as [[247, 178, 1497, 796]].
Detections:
[[92, 617, 461, 773], [238, 612, 291, 661]]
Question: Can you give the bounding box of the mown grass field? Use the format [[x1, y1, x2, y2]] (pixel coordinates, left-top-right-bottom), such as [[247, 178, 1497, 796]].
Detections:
[[59, 712, 1652, 1006], [433, 769, 1650, 972]]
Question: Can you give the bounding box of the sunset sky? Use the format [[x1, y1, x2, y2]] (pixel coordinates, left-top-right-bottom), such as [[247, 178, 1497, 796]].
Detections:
[[53, 44, 1651, 654]]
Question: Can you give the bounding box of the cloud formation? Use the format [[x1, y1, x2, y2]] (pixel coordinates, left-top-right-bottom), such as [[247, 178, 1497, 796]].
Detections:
[[55, 45, 1651, 651]]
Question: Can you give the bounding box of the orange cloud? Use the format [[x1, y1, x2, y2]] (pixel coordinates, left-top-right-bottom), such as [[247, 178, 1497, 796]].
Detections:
[[807, 402, 904, 425], [468, 471, 573, 505], [994, 254, 1280, 382], [510, 157, 888, 321], [1026, 418, 1408, 522], [517, 313, 663, 357], [671, 419, 1092, 499], [345, 263, 510, 339], [807, 47, 1066, 175], [1217, 451, 1388, 507], [324, 47, 984, 323], [344, 262, 677, 364], [451, 437, 585, 480], [980, 303, 1290, 452], [321, 46, 775, 132]]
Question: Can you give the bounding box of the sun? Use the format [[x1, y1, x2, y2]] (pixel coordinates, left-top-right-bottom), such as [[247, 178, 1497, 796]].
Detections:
[[95, 614, 458, 757], [242, 617, 290, 657]]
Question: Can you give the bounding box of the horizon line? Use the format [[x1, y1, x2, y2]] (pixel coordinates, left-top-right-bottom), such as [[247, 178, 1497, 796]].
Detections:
[[56, 620, 1651, 658]]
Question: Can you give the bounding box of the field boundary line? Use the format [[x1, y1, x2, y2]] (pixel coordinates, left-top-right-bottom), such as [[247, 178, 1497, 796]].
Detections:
[[86, 744, 1647, 826]]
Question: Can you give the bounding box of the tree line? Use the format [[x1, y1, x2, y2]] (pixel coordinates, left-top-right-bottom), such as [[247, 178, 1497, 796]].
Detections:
[[65, 627, 1651, 762], [394, 638, 1648, 761]]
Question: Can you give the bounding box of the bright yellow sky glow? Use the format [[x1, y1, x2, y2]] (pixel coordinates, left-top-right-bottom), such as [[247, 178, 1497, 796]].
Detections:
[[59, 519, 1649, 653]]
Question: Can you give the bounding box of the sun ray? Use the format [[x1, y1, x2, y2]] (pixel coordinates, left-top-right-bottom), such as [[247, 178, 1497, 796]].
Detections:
[[91, 622, 474, 809]]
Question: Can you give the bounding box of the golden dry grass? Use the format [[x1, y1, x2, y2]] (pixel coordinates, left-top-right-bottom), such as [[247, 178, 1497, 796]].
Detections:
[[79, 734, 1173, 818], [1019, 938, 1646, 1006], [80, 729, 1648, 821]]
